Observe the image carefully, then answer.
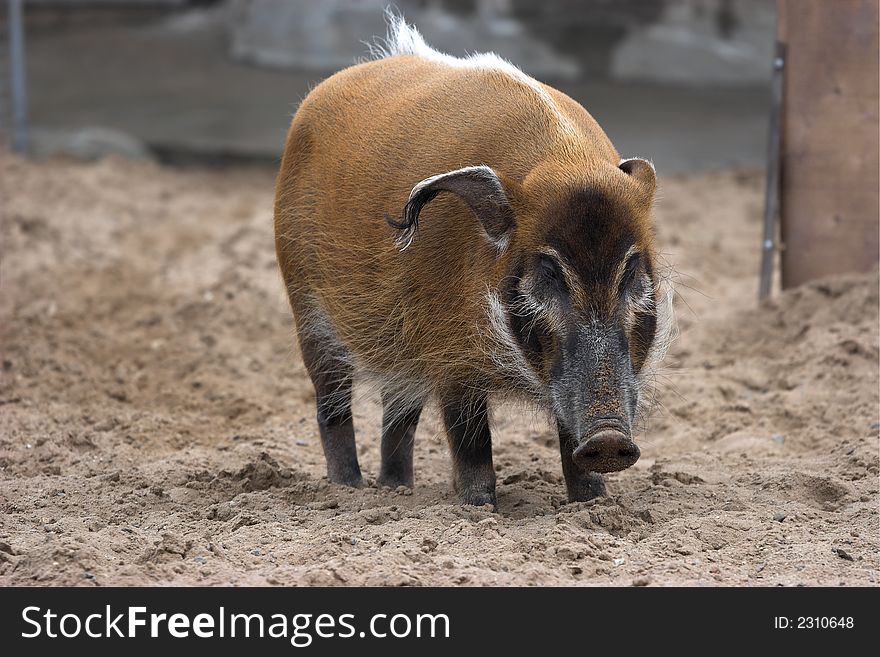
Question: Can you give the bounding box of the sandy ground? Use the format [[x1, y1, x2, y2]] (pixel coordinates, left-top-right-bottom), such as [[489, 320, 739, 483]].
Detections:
[[1, 154, 877, 586]]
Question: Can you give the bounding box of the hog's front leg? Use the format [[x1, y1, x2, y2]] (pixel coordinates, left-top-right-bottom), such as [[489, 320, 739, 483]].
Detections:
[[558, 422, 606, 502], [442, 394, 497, 507]]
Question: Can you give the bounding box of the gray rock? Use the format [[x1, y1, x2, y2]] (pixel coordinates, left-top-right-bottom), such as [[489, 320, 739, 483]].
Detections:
[[30, 127, 154, 162]]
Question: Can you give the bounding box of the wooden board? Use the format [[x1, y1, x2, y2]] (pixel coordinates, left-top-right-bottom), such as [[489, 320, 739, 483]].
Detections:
[[778, 0, 879, 288]]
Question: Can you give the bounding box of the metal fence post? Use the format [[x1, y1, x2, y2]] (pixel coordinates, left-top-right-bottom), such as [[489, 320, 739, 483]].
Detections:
[[8, 0, 29, 153], [758, 42, 785, 301]]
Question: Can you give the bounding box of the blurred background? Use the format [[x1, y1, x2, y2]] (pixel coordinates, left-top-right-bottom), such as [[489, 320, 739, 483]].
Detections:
[[0, 0, 775, 173]]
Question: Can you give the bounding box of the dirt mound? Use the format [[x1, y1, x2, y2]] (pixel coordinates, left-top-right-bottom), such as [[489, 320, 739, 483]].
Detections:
[[1, 156, 877, 586]]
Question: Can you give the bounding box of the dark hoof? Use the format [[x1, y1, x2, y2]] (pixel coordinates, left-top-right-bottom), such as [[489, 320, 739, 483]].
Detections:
[[377, 474, 413, 490], [327, 469, 363, 488], [459, 488, 497, 508], [566, 471, 606, 503]]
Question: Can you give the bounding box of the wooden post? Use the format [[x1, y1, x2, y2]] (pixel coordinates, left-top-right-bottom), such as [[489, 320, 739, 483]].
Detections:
[[778, 0, 879, 289]]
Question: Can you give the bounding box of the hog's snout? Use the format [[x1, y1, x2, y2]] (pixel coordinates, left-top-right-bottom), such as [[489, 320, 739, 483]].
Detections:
[[572, 429, 640, 473]]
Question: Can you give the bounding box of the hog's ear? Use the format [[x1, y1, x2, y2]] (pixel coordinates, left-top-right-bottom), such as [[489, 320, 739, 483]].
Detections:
[[387, 165, 515, 252], [619, 158, 656, 196]]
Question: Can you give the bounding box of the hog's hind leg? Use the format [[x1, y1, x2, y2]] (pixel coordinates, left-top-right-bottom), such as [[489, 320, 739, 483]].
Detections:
[[297, 317, 362, 487], [377, 390, 423, 489]]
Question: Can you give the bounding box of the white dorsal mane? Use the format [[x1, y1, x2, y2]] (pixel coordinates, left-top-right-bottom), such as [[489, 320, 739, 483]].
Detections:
[[369, 12, 574, 134]]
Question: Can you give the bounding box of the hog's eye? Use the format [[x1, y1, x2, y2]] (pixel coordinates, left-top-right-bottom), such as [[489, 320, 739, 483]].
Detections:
[[618, 251, 642, 299], [537, 254, 567, 296]]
